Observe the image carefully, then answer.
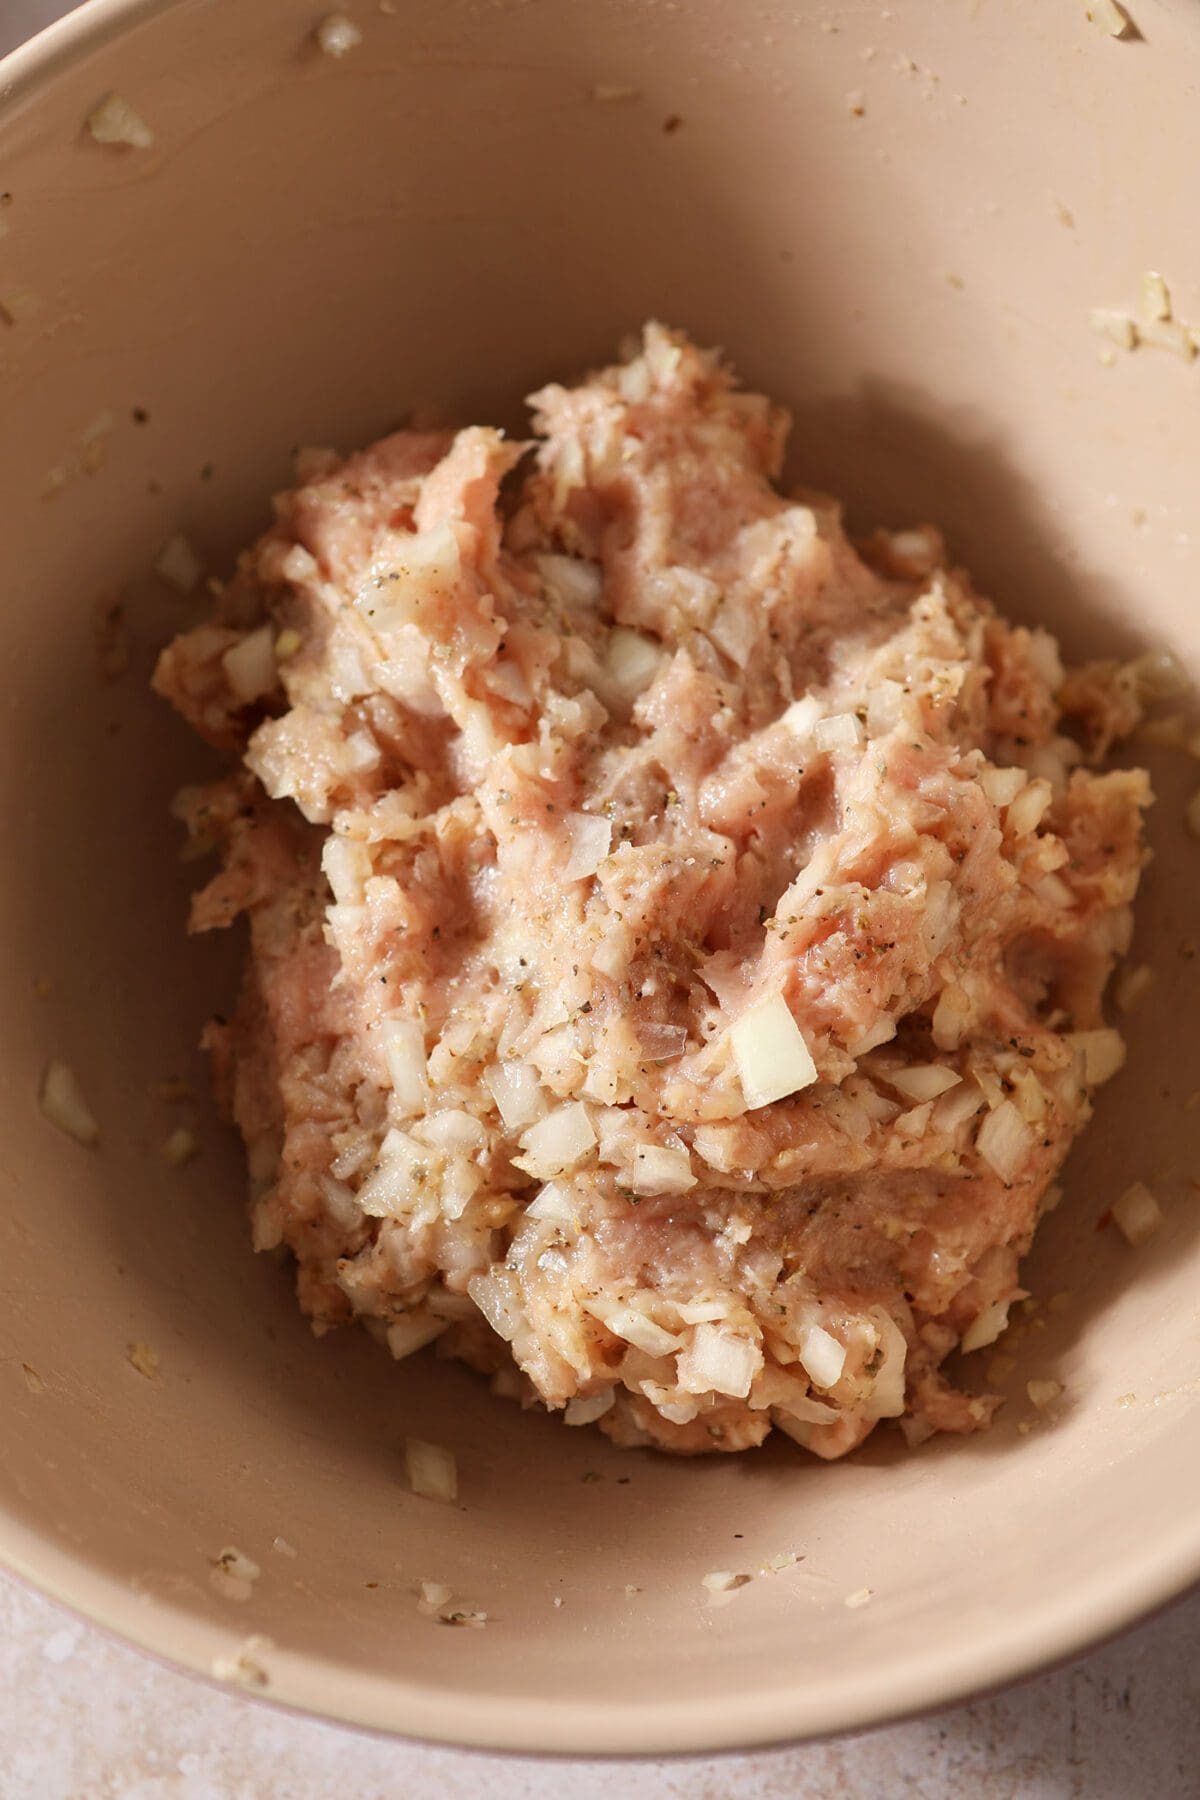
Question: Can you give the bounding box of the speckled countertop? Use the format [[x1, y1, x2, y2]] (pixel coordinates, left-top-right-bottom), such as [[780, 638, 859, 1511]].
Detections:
[[2, 1568, 1199, 1799], [4, 4, 1200, 1795]]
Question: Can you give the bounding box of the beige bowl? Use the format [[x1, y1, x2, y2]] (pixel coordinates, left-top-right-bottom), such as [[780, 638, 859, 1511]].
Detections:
[[3, 0, 1200, 1756]]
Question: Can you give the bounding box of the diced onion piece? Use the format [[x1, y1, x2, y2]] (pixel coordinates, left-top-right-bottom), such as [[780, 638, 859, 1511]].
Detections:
[[675, 1299, 732, 1325], [161, 1126, 198, 1166], [676, 1323, 761, 1398], [419, 1580, 453, 1609], [814, 711, 863, 751], [701, 1569, 746, 1593], [1113, 963, 1154, 1014], [1011, 1068, 1048, 1123], [154, 533, 203, 593], [628, 1144, 696, 1195], [355, 1129, 426, 1217], [87, 91, 154, 148], [405, 1438, 458, 1503], [381, 1017, 428, 1114], [887, 1064, 961, 1103], [40, 1060, 99, 1147], [980, 765, 1029, 807], [323, 835, 371, 904], [931, 983, 972, 1051], [1026, 629, 1064, 692], [1131, 648, 1188, 701], [798, 1325, 846, 1390], [563, 812, 612, 881], [890, 527, 939, 569], [222, 626, 276, 703], [1088, 307, 1134, 347], [932, 1077, 986, 1135], [467, 1269, 522, 1342], [211, 1637, 272, 1687], [961, 1300, 1010, 1354], [605, 627, 662, 700], [866, 679, 906, 735], [275, 628, 303, 660], [538, 553, 603, 606], [1007, 779, 1052, 836], [1140, 319, 1197, 361], [525, 1181, 577, 1225], [1068, 1028, 1126, 1086], [895, 1101, 933, 1138], [563, 1388, 615, 1426], [1035, 872, 1074, 910], [1112, 1180, 1163, 1247], [386, 1312, 446, 1360], [637, 1021, 688, 1063], [586, 1300, 680, 1358], [1026, 1378, 1063, 1410], [417, 1108, 484, 1153], [730, 993, 818, 1110], [513, 1102, 596, 1177], [976, 1100, 1034, 1185], [127, 1341, 159, 1378], [316, 12, 362, 55], [484, 1060, 547, 1131], [216, 1546, 261, 1584], [1140, 270, 1171, 323], [780, 695, 824, 739], [861, 1309, 907, 1419]]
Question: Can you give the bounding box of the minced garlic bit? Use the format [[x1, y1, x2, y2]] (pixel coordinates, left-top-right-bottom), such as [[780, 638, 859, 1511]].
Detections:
[[211, 1634, 272, 1688], [155, 533, 204, 594], [161, 1126, 199, 1166], [127, 1341, 159, 1379], [844, 1587, 873, 1609], [40, 1060, 99, 1147], [1084, 0, 1131, 36], [274, 628, 303, 660], [1111, 1179, 1163, 1247], [86, 92, 154, 149], [315, 13, 362, 56], [1026, 1378, 1063, 1410]]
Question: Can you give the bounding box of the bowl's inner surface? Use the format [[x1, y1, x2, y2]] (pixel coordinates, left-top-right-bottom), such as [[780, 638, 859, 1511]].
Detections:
[[2, 0, 1199, 1754]]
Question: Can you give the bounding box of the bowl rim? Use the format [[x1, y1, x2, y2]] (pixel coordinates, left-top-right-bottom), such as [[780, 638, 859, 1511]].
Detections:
[[5, 0, 1200, 1759]]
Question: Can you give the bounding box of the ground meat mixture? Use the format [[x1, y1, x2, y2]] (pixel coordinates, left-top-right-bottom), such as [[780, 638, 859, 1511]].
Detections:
[[155, 327, 1150, 1458]]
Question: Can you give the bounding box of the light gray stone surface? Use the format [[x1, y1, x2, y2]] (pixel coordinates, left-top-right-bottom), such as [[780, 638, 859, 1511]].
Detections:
[[3, 4, 1199, 1793], [2, 1568, 1199, 1799]]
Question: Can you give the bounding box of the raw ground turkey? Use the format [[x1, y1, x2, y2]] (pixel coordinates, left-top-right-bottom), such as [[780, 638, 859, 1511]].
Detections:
[[155, 326, 1149, 1458]]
